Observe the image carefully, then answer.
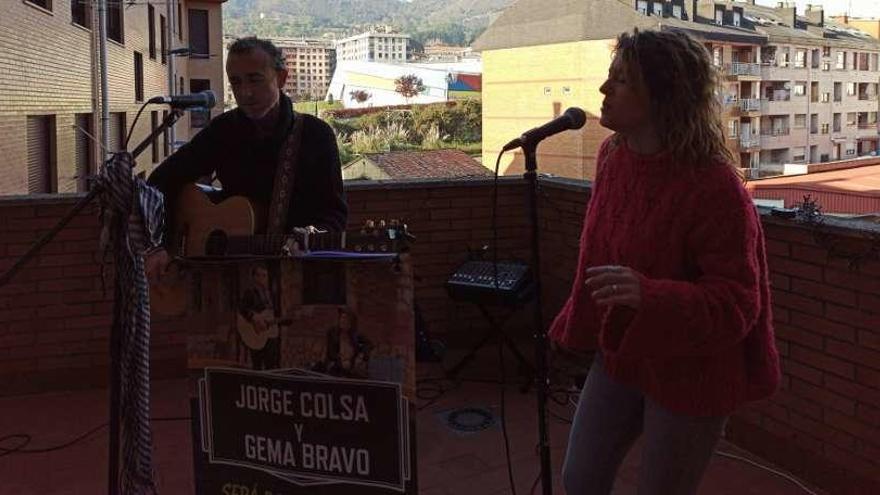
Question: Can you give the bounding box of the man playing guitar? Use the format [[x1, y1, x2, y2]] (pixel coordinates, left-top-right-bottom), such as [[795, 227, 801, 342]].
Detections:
[[145, 36, 347, 278]]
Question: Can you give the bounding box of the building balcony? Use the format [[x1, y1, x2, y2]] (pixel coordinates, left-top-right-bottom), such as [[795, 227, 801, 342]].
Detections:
[[761, 127, 790, 136], [738, 98, 761, 113], [1, 176, 880, 494], [858, 94, 879, 101], [726, 62, 761, 78], [740, 136, 761, 149]]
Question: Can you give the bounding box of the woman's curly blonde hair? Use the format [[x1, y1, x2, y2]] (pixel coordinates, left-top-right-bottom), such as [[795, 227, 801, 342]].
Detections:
[[614, 29, 736, 168]]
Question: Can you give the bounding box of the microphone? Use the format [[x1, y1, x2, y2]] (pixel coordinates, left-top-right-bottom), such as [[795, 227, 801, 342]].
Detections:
[[148, 90, 216, 109], [502, 107, 587, 151]]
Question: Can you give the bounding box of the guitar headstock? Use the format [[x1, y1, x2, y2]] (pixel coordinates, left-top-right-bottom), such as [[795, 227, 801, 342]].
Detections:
[[349, 218, 414, 254]]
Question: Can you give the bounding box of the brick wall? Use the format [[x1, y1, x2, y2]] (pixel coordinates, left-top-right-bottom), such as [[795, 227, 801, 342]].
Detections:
[[1, 179, 878, 492], [0, 179, 533, 395], [727, 215, 880, 493]]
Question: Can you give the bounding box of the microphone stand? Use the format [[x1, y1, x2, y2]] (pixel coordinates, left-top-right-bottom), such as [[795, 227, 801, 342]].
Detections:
[[523, 142, 554, 495]]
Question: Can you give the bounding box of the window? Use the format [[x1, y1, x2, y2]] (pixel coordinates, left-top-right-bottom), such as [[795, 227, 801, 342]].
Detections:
[[715, 9, 723, 25], [672, 5, 682, 18], [793, 82, 806, 96], [151, 111, 159, 164], [792, 147, 805, 162], [178, 3, 183, 41], [163, 110, 170, 157], [834, 82, 842, 101], [134, 52, 144, 102], [652, 2, 663, 15], [822, 46, 831, 57], [823, 62, 830, 71], [160, 15, 167, 64], [846, 112, 857, 126], [109, 113, 126, 153], [733, 12, 741, 27], [821, 123, 829, 134], [846, 82, 856, 96], [836, 51, 845, 69], [148, 5, 156, 60], [25, 0, 51, 11], [108, 1, 124, 43], [728, 120, 738, 138], [71, 0, 90, 28], [713, 47, 722, 67], [74, 113, 92, 192], [833, 113, 841, 132], [821, 92, 830, 103], [794, 50, 806, 68], [794, 114, 806, 128], [779, 50, 790, 67], [26, 115, 56, 194], [190, 79, 211, 128], [188, 9, 210, 58]]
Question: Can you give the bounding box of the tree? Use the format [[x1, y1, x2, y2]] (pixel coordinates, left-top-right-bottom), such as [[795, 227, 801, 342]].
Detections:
[[349, 90, 372, 104], [394, 74, 425, 104]]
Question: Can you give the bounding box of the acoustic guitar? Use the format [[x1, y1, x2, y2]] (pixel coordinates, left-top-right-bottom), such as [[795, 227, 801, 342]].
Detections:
[[236, 309, 292, 351], [167, 182, 412, 257]]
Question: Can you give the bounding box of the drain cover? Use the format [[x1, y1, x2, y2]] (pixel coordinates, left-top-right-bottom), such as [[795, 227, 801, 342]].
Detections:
[[445, 407, 496, 433]]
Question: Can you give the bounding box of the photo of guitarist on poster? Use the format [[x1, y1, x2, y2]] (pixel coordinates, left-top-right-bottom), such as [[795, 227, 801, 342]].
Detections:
[[236, 263, 283, 370], [313, 306, 374, 378]]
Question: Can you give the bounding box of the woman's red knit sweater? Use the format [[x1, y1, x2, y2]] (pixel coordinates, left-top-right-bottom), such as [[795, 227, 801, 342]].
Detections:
[[549, 137, 780, 416]]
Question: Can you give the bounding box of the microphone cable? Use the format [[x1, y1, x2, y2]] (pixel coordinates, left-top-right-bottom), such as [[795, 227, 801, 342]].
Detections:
[[123, 100, 153, 151], [493, 149, 517, 495], [0, 416, 191, 458]]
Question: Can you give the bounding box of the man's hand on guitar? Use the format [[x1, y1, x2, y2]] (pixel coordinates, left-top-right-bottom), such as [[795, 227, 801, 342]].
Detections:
[[145, 248, 171, 284]]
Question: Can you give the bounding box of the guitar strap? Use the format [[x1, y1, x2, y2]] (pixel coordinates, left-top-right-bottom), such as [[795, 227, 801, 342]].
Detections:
[[266, 110, 306, 235]]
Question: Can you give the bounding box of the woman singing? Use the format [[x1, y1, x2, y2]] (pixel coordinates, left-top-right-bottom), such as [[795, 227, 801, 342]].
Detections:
[[550, 29, 780, 495]]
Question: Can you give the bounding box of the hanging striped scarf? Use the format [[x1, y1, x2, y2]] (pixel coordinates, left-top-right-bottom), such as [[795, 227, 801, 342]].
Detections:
[[97, 151, 164, 495]]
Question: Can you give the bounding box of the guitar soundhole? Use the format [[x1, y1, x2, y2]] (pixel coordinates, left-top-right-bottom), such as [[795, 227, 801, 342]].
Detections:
[[205, 230, 229, 256]]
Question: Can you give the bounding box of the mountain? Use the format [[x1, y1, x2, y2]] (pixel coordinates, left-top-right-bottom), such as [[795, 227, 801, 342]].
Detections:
[[222, 0, 516, 46]]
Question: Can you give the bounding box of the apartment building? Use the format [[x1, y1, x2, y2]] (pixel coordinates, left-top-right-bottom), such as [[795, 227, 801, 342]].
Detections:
[[710, 1, 880, 177], [274, 38, 336, 102], [0, 0, 227, 196], [335, 29, 409, 64], [473, 0, 880, 180]]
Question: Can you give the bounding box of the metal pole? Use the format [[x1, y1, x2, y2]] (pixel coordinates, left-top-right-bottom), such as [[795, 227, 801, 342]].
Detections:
[[167, 0, 176, 146], [98, 0, 110, 160]]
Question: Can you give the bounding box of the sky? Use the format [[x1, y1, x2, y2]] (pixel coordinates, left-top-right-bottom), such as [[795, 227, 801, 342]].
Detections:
[[756, 0, 880, 17]]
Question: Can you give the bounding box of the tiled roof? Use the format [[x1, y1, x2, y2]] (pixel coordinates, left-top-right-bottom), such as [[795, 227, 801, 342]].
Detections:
[[747, 158, 880, 214], [352, 149, 492, 180]]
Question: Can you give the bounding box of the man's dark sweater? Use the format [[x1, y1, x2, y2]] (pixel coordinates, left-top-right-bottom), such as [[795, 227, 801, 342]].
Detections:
[[147, 93, 347, 233]]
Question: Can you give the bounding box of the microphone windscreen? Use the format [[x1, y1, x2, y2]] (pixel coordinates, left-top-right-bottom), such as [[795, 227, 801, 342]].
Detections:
[[201, 90, 217, 109], [564, 107, 587, 130]]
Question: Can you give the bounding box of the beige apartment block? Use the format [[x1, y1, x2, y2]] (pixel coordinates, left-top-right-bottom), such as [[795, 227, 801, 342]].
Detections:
[[474, 0, 880, 180], [274, 38, 336, 102], [335, 29, 409, 64], [0, 0, 227, 196]]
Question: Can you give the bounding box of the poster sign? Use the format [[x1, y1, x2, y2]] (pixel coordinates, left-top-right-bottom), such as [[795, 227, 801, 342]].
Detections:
[[198, 368, 409, 492], [176, 255, 417, 494]]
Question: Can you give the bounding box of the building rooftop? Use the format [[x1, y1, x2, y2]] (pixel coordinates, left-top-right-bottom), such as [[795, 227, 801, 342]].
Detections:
[[472, 0, 880, 51], [347, 150, 491, 180], [748, 157, 880, 214]]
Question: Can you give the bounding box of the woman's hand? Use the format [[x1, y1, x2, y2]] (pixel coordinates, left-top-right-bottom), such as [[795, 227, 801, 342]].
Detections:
[[584, 265, 642, 310]]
